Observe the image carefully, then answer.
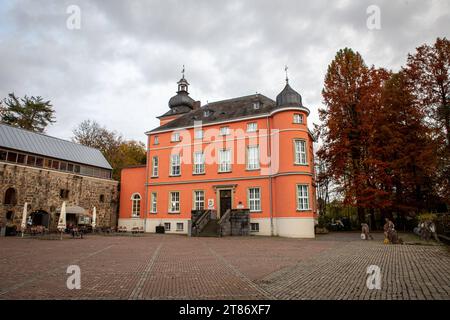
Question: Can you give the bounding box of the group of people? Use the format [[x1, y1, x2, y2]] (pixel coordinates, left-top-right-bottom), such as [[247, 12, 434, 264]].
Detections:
[[360, 218, 401, 244], [67, 223, 84, 238], [414, 220, 439, 241]]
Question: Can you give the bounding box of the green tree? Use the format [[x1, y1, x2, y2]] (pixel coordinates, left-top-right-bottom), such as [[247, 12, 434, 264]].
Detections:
[[1, 93, 55, 132]]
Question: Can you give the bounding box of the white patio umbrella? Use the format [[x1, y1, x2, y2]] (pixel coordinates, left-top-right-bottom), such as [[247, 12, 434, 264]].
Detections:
[[92, 207, 97, 231], [57, 201, 67, 239], [20, 202, 28, 238]]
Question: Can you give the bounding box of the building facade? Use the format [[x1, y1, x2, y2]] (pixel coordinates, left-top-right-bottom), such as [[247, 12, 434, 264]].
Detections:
[[119, 74, 317, 238], [0, 123, 119, 234]]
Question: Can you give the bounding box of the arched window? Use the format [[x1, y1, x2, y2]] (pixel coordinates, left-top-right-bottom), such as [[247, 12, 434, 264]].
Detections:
[[131, 193, 141, 217], [4, 188, 17, 205]]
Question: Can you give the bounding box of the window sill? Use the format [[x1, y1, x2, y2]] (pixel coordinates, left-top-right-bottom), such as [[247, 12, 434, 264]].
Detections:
[[168, 212, 180, 214], [218, 170, 232, 174], [249, 211, 262, 213], [169, 174, 181, 177], [246, 168, 261, 171], [296, 209, 311, 212], [151, 176, 159, 179], [294, 163, 309, 166], [193, 172, 206, 175]]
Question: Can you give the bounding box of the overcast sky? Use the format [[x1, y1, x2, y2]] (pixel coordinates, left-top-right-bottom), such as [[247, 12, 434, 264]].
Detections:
[[0, 0, 449, 143]]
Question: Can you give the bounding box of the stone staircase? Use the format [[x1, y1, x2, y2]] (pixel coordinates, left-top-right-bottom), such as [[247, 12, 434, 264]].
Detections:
[[191, 209, 250, 237], [197, 219, 220, 237]]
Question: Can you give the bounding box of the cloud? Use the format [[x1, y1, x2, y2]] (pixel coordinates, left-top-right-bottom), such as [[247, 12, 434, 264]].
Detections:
[[0, 0, 449, 143]]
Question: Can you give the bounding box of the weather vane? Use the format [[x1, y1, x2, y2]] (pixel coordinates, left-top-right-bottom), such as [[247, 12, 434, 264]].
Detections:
[[182, 65, 185, 79], [285, 65, 289, 84]]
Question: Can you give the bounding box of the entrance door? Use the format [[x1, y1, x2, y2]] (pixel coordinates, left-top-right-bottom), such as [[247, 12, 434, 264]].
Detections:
[[219, 190, 232, 218]]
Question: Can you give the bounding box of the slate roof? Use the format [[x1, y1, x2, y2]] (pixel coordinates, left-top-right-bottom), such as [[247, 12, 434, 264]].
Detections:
[[0, 123, 112, 169], [149, 93, 283, 133]]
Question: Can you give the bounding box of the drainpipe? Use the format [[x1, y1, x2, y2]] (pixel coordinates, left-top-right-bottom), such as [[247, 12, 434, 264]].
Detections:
[[143, 135, 150, 233], [266, 116, 274, 236]]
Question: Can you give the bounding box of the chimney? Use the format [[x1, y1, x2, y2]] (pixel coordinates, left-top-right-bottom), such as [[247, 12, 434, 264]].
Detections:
[[193, 100, 201, 110]]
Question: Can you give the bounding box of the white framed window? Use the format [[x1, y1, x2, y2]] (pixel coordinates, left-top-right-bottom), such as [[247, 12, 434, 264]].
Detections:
[[154, 136, 159, 145], [220, 126, 230, 136], [250, 223, 260, 232], [164, 222, 171, 231], [131, 193, 141, 217], [253, 102, 260, 110], [171, 132, 181, 142], [195, 129, 204, 140], [193, 190, 205, 211], [246, 145, 260, 170], [218, 149, 232, 172], [294, 139, 307, 165], [247, 122, 258, 132], [152, 156, 159, 177], [150, 192, 157, 213], [170, 154, 181, 176], [293, 113, 303, 124], [169, 191, 180, 213], [248, 187, 261, 212], [193, 152, 205, 174], [296, 184, 310, 210], [176, 223, 184, 231]]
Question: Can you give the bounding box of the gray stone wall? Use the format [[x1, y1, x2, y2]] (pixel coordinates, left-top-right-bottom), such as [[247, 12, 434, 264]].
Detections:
[[0, 162, 119, 232], [220, 209, 250, 236]]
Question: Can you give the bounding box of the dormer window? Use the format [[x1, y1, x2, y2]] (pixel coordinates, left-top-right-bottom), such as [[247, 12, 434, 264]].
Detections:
[[204, 109, 212, 117], [253, 102, 260, 110]]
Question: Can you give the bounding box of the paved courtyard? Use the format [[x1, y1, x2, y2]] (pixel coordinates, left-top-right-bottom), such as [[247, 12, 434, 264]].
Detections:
[[0, 233, 449, 300]]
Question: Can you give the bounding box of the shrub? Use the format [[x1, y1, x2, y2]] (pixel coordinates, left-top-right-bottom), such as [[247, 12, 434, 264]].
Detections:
[[417, 213, 438, 222]]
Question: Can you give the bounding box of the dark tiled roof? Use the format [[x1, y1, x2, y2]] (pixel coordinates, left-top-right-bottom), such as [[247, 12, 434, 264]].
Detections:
[[276, 83, 303, 107], [157, 105, 193, 118], [149, 94, 277, 133], [0, 122, 112, 169]]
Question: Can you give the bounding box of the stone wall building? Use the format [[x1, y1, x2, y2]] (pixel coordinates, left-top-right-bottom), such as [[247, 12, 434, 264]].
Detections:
[[0, 123, 119, 234]]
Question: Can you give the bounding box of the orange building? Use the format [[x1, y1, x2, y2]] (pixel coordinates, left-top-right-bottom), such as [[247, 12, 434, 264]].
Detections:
[[119, 73, 317, 238]]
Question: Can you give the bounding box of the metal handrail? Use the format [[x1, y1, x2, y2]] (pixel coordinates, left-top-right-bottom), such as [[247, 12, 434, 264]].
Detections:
[[193, 209, 211, 235], [218, 209, 231, 225]]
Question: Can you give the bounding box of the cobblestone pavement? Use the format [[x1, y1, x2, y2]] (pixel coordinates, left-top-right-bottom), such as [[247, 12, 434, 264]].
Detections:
[[0, 233, 449, 300]]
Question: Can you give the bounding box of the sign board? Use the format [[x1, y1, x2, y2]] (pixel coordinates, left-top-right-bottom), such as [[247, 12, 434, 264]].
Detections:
[[78, 215, 91, 225], [208, 199, 214, 209]]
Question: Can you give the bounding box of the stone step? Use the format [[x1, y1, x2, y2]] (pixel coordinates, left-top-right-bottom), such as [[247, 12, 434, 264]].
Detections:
[[198, 219, 220, 237]]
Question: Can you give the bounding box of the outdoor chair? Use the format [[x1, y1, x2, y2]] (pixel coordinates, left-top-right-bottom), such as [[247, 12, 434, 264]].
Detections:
[[131, 226, 139, 234]]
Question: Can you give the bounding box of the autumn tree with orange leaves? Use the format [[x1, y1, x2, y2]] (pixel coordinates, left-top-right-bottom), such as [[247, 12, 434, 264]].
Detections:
[[317, 43, 446, 227], [405, 37, 450, 203]]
